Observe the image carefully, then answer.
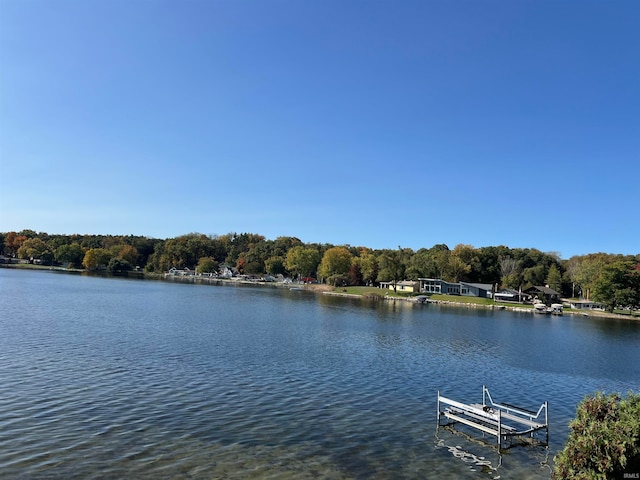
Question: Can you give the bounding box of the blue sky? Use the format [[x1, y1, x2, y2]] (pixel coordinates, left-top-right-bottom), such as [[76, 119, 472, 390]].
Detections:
[[1, 0, 638, 259]]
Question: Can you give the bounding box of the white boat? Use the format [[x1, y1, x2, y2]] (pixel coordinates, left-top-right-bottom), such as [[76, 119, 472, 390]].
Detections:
[[533, 302, 548, 314], [415, 295, 432, 304], [551, 304, 563, 315]]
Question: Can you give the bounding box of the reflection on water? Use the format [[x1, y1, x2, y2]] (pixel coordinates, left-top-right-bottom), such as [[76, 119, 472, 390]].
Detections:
[[0, 269, 638, 479], [435, 425, 554, 480]]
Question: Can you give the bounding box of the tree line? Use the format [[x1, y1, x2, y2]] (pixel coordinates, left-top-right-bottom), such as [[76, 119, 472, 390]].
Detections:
[[2, 229, 638, 312]]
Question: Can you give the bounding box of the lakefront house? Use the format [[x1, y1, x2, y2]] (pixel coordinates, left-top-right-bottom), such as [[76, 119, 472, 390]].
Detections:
[[379, 280, 420, 292], [418, 278, 494, 298]]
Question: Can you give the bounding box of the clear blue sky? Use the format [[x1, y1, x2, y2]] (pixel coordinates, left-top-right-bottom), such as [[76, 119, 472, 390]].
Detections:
[[1, 0, 638, 259]]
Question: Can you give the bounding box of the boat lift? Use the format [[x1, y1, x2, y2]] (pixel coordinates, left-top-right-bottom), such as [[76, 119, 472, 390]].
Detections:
[[437, 385, 548, 449]]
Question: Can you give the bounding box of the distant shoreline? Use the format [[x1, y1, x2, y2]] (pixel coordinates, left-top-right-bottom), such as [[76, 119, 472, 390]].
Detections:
[[2, 263, 637, 322], [322, 290, 639, 321]]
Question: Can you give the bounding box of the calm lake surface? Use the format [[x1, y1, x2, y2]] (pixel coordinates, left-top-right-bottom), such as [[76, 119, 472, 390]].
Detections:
[[1, 269, 638, 479]]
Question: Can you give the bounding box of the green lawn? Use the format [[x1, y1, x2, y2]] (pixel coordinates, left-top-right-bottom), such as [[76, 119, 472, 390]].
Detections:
[[1, 263, 54, 270], [430, 294, 534, 308], [339, 286, 410, 297], [337, 287, 533, 308]]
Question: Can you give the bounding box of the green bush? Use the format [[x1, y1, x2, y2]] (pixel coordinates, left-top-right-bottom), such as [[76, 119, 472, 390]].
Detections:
[[553, 391, 640, 479]]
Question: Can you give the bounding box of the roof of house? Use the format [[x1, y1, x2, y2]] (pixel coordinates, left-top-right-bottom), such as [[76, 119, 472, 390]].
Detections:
[[460, 282, 493, 291], [495, 288, 521, 295], [524, 285, 560, 296]]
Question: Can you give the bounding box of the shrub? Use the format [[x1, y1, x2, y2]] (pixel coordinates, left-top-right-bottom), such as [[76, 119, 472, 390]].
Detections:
[[553, 391, 640, 479]]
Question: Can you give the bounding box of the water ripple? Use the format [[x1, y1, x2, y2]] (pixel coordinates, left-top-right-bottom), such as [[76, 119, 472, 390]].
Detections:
[[1, 270, 639, 478]]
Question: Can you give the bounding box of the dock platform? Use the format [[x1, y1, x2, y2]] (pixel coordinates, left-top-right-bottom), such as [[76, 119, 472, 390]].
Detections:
[[437, 385, 548, 449]]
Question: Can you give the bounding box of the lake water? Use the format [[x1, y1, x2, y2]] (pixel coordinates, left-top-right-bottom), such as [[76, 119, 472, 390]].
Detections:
[[1, 268, 638, 479]]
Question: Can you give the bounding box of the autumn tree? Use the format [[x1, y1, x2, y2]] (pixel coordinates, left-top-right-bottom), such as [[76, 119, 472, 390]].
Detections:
[[220, 232, 266, 266], [553, 391, 640, 479], [450, 244, 479, 281], [358, 250, 379, 286], [197, 256, 219, 274], [156, 233, 222, 270], [572, 254, 610, 300], [82, 248, 111, 270], [499, 256, 520, 288], [285, 246, 320, 278], [111, 244, 139, 266], [446, 255, 471, 282], [17, 238, 52, 263], [348, 263, 363, 286], [5, 232, 27, 256], [318, 247, 352, 284]]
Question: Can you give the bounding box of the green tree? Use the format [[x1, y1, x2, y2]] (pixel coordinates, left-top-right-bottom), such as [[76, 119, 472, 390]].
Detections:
[[264, 256, 286, 276], [378, 247, 408, 292], [17, 229, 37, 239], [82, 248, 111, 270], [545, 264, 562, 293], [55, 243, 85, 267], [522, 265, 546, 288], [477, 245, 512, 285], [242, 241, 271, 274], [285, 246, 320, 278], [271, 236, 303, 257], [592, 261, 640, 312], [197, 256, 219, 274], [553, 391, 640, 479], [406, 248, 437, 280], [107, 257, 133, 273], [318, 247, 352, 281], [434, 248, 450, 279]]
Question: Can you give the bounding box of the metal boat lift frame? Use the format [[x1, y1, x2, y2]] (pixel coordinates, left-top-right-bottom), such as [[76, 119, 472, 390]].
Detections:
[[437, 385, 548, 449]]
